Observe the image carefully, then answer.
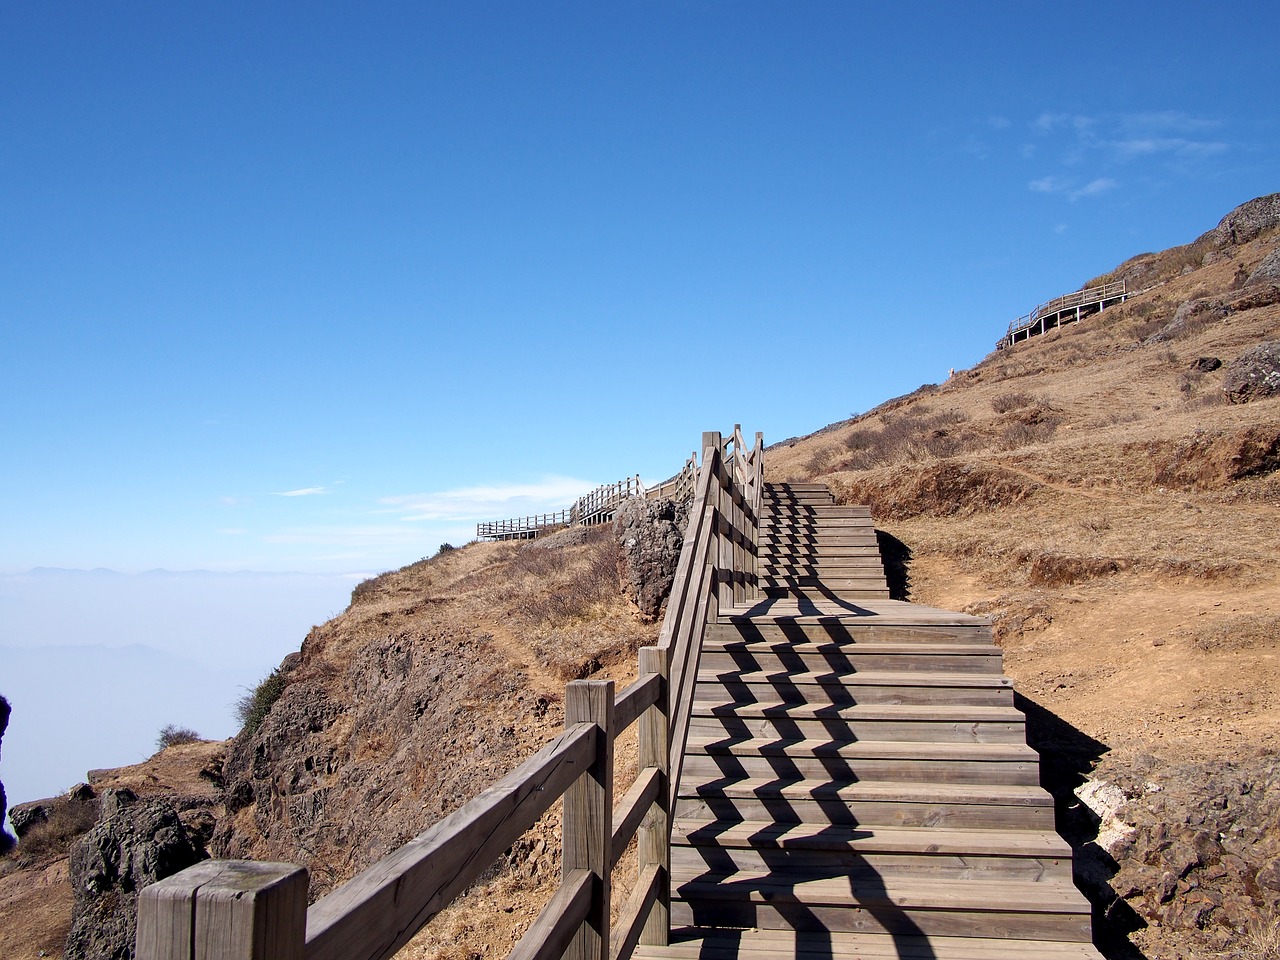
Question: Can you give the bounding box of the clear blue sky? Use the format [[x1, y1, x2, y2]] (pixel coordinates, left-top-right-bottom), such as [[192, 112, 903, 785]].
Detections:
[[3, 1, 1277, 576]]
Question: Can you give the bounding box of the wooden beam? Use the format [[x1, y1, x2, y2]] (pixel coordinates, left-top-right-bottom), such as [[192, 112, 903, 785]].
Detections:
[[610, 766, 661, 869], [305, 722, 597, 960], [612, 673, 659, 735], [506, 870, 593, 960]]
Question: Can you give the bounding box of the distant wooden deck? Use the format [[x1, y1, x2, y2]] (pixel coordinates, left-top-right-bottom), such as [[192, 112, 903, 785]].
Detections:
[[1000, 280, 1128, 349]]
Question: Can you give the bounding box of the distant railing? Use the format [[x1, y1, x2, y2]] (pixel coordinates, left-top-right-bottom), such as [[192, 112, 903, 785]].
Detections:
[[135, 427, 764, 960], [1001, 279, 1128, 348], [477, 476, 644, 540]]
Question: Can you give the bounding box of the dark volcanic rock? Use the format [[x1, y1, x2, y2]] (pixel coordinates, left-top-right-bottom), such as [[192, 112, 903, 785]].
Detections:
[[1190, 356, 1222, 373], [65, 789, 207, 960], [8, 798, 52, 838], [614, 496, 689, 621], [1073, 754, 1280, 958], [1223, 340, 1280, 403]]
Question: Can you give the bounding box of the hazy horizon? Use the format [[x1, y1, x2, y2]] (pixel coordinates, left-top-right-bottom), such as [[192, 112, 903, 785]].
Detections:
[[1, 567, 358, 818]]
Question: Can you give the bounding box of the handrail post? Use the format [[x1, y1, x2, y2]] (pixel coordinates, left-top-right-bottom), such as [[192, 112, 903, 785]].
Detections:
[[701, 432, 722, 621], [136, 861, 308, 960], [564, 680, 614, 960], [637, 647, 670, 947]]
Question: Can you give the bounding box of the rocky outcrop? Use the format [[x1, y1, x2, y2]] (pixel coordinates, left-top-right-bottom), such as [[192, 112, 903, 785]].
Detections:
[[1246, 246, 1280, 286], [65, 788, 207, 960], [1075, 755, 1280, 958], [0, 694, 10, 853], [1223, 340, 1280, 403], [1213, 193, 1280, 247], [614, 496, 689, 621]]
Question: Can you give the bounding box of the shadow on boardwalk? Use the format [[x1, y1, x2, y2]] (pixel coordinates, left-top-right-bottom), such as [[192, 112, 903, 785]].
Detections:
[[875, 530, 912, 601]]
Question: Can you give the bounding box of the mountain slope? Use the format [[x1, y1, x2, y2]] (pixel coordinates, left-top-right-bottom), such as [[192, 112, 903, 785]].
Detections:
[[767, 194, 1280, 958]]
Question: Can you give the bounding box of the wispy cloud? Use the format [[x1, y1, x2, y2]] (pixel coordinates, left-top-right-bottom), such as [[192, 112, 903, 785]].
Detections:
[[1029, 175, 1067, 194], [1028, 175, 1118, 202], [381, 476, 596, 523], [272, 487, 327, 498], [1070, 177, 1118, 200]]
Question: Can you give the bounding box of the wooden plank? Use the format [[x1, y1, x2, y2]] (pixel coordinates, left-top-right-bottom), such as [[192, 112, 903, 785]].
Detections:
[[609, 863, 662, 960], [610, 766, 660, 868], [613, 673, 659, 734], [305, 722, 597, 960], [563, 681, 614, 960], [507, 870, 593, 960]]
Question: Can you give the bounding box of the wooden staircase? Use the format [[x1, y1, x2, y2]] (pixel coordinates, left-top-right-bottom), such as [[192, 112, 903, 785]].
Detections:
[[635, 482, 1102, 960]]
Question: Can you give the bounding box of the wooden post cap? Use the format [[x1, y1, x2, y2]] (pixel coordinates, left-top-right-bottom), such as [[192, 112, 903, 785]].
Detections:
[[136, 860, 309, 960]]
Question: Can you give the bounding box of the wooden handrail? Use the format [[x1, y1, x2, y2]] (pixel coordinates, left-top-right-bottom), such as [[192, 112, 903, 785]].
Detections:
[[136, 427, 762, 960]]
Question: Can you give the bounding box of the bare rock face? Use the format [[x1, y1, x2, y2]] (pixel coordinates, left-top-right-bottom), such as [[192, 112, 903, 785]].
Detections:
[[614, 496, 689, 621], [0, 694, 11, 853], [1223, 340, 1280, 403], [1214, 193, 1280, 246], [1246, 246, 1280, 285], [65, 789, 207, 960], [1077, 755, 1280, 957]]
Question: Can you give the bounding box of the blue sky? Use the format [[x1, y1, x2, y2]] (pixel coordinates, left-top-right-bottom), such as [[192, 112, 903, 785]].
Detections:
[[2, 5, 1279, 809], [3, 3, 1276, 577]]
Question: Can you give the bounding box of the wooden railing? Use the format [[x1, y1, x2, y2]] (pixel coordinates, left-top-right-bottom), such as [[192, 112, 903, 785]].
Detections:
[[1001, 279, 1128, 348], [477, 476, 644, 540], [136, 427, 763, 960]]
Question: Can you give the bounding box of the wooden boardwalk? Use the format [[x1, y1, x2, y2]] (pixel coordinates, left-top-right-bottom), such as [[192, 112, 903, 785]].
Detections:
[[635, 482, 1101, 960], [137, 439, 1102, 960]]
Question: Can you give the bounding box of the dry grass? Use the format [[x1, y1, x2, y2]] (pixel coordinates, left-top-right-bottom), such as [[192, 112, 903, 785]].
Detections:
[[1245, 917, 1280, 960]]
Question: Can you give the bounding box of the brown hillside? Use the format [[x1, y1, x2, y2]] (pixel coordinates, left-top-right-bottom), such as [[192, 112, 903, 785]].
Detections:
[[768, 197, 1280, 959]]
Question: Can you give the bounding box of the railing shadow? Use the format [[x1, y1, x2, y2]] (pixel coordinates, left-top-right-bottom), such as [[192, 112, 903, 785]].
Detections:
[[875, 530, 912, 602], [1015, 691, 1146, 960]]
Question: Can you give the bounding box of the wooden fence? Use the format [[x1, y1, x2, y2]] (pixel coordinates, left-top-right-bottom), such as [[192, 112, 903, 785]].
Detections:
[[1001, 279, 1128, 348], [136, 427, 764, 960], [477, 476, 644, 540]]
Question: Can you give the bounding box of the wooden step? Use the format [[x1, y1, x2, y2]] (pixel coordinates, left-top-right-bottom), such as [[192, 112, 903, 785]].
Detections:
[[700, 643, 1004, 676], [762, 506, 873, 519], [695, 669, 1014, 706], [674, 779, 1056, 829], [762, 578, 896, 593], [761, 555, 888, 568], [670, 874, 1092, 940], [683, 737, 1040, 785], [688, 703, 1026, 744], [634, 928, 1104, 959], [757, 545, 890, 560], [709, 621, 993, 644], [672, 820, 1072, 880]]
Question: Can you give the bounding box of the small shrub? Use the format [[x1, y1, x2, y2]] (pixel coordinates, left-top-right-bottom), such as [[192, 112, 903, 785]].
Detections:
[[236, 668, 289, 736], [436, 542, 456, 556], [156, 724, 202, 751], [991, 392, 1034, 413], [13, 797, 98, 865], [1244, 916, 1280, 960]]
